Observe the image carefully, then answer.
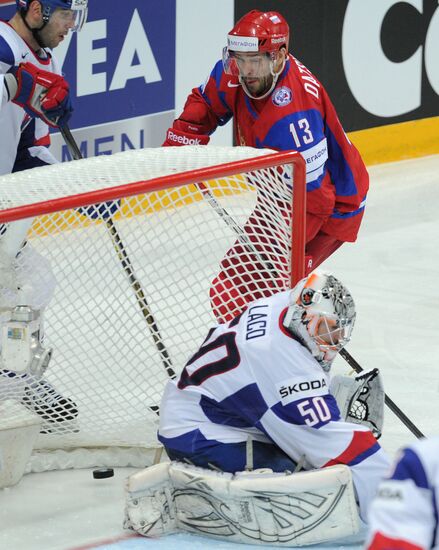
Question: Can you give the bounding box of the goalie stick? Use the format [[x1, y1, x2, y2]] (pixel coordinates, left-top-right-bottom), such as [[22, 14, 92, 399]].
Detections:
[[196, 177, 424, 440], [60, 125, 176, 390], [196, 182, 277, 273]]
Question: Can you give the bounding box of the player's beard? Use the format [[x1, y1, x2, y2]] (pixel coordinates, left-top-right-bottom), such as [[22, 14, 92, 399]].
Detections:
[[37, 24, 64, 49], [241, 74, 274, 98]]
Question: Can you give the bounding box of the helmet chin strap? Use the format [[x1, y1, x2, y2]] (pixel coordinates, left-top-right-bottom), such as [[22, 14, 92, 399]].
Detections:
[[239, 57, 286, 101], [19, 9, 48, 49]]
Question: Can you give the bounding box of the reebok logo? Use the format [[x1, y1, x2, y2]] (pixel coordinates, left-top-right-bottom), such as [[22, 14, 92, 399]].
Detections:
[[167, 131, 202, 146]]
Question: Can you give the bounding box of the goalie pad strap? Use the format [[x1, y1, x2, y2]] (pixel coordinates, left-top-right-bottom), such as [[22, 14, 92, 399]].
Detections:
[[124, 461, 361, 546]]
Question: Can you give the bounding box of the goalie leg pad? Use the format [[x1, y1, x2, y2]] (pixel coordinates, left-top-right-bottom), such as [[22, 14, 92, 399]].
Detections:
[[0, 400, 41, 488], [124, 461, 361, 546]]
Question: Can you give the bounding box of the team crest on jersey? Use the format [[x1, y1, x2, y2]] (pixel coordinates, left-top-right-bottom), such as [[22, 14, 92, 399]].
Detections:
[[272, 87, 293, 107]]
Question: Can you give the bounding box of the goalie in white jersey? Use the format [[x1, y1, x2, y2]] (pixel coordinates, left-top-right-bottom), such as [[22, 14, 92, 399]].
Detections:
[[0, 0, 87, 431], [366, 436, 439, 550], [158, 271, 390, 523]]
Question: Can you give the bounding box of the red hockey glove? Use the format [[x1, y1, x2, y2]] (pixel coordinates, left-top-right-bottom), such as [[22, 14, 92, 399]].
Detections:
[[8, 62, 73, 128], [162, 120, 210, 147]]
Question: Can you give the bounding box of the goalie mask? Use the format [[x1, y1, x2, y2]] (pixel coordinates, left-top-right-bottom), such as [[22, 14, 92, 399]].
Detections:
[[223, 10, 289, 100], [17, 0, 88, 35], [283, 271, 356, 371]]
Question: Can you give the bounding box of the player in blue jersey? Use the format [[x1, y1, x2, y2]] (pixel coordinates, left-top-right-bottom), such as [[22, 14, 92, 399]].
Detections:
[[0, 0, 87, 431], [366, 436, 439, 550], [163, 10, 369, 322], [158, 271, 389, 521]]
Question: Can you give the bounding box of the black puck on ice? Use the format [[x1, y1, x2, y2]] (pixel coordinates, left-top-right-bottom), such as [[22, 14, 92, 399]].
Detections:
[[93, 468, 114, 479]]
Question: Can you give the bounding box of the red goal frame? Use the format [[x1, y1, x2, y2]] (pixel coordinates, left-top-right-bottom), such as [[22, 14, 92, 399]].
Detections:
[[0, 150, 307, 286]]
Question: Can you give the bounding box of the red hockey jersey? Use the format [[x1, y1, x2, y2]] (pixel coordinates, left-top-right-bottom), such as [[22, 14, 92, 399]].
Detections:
[[174, 54, 369, 242]]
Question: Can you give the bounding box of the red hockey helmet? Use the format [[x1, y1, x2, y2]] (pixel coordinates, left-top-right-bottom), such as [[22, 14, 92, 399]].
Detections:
[[222, 10, 290, 97], [227, 10, 289, 55]]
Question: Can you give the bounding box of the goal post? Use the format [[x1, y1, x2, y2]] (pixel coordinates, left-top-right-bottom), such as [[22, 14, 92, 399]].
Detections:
[[0, 146, 306, 471]]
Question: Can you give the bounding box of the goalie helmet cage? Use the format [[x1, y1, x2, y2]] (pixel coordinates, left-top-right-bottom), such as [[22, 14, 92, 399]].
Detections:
[[0, 146, 306, 472]]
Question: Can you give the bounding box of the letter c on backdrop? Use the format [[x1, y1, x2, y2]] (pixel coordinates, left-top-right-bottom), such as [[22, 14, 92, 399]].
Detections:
[[342, 0, 423, 117]]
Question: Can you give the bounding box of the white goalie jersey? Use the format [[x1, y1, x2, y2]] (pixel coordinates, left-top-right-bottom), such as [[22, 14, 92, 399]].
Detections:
[[158, 289, 390, 520]]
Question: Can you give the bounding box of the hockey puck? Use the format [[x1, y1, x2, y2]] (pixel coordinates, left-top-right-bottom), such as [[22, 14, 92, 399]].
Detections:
[[93, 468, 114, 479]]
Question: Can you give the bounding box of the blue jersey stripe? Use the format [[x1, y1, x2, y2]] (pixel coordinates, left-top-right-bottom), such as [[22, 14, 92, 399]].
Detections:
[[325, 125, 357, 197], [159, 430, 297, 472], [200, 383, 269, 427], [331, 197, 366, 219], [158, 428, 209, 454], [202, 61, 232, 116], [347, 440, 381, 466], [0, 35, 14, 66], [432, 486, 439, 549], [391, 447, 430, 489]]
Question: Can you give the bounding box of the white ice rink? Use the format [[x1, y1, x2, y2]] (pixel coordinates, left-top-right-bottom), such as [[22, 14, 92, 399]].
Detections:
[[1, 154, 439, 550]]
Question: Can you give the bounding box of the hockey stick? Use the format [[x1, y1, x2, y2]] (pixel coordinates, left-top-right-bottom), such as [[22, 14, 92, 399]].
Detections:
[[196, 179, 425, 440], [197, 182, 277, 272], [59, 125, 175, 385], [340, 348, 424, 439]]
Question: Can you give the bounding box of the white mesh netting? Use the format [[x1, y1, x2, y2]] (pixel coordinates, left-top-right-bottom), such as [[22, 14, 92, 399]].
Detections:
[[0, 146, 304, 471]]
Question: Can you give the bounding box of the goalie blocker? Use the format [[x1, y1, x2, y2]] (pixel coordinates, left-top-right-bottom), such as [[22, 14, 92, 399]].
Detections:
[[124, 461, 361, 545]]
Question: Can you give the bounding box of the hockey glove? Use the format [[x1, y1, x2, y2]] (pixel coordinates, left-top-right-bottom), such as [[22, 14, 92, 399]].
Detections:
[[162, 120, 210, 147], [7, 62, 73, 128], [330, 368, 385, 439]]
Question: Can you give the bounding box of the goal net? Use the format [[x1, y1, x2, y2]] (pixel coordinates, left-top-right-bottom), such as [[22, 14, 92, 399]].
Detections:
[[0, 146, 305, 471]]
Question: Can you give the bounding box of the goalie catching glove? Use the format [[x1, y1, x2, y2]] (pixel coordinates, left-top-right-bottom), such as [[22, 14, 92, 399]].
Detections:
[[125, 461, 360, 546], [5, 62, 73, 128], [330, 368, 385, 438]]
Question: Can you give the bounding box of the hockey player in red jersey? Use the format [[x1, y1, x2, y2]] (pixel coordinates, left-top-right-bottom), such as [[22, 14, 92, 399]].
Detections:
[[163, 10, 369, 322]]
